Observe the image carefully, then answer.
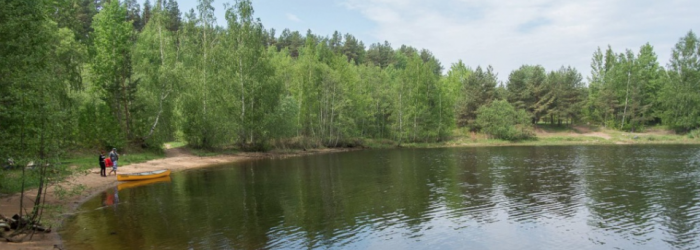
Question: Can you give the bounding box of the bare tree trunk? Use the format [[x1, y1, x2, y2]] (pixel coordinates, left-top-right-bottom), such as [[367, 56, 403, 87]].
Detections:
[[438, 91, 442, 141], [621, 71, 631, 129], [329, 82, 335, 146], [240, 56, 246, 143], [202, 23, 208, 116], [123, 71, 131, 139], [398, 90, 403, 144]]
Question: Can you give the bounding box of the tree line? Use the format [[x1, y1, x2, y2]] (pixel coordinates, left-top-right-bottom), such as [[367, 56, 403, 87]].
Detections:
[[2, 0, 700, 163]]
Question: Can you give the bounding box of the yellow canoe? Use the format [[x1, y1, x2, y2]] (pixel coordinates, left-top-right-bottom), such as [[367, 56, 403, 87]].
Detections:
[[117, 169, 171, 181], [117, 176, 171, 191]]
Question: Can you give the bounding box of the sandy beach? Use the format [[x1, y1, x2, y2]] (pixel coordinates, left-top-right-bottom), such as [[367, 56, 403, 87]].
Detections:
[[0, 147, 348, 250]]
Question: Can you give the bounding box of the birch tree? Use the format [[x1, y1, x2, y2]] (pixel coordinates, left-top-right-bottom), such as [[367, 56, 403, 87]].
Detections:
[[132, 0, 180, 147], [180, 0, 223, 148], [223, 0, 282, 149]]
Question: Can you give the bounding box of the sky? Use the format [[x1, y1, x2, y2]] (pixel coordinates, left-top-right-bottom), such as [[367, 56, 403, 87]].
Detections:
[[162, 0, 699, 82]]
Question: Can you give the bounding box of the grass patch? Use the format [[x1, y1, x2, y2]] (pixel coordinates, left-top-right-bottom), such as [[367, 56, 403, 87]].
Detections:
[[61, 156, 97, 171], [0, 169, 45, 195], [687, 129, 700, 139], [1, 151, 165, 195], [165, 141, 187, 148], [119, 151, 164, 165]]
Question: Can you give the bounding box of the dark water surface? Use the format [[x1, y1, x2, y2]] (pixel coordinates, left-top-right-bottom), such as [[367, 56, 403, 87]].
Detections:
[[60, 145, 700, 250]]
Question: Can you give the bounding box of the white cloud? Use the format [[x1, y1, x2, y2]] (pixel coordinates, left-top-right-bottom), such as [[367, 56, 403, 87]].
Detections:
[[286, 13, 302, 22], [342, 0, 700, 82]]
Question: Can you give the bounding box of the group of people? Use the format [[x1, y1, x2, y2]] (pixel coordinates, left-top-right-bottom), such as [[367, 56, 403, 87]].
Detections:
[[98, 148, 119, 177]]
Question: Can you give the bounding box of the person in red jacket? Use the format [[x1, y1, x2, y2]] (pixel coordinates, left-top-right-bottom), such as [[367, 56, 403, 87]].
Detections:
[[105, 157, 113, 175]]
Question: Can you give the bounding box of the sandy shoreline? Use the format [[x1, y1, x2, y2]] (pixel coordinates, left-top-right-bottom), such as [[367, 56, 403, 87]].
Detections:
[[0, 148, 349, 250]]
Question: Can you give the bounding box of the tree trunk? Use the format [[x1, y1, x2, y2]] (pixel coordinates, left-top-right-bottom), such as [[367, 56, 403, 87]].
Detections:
[[621, 71, 631, 130]]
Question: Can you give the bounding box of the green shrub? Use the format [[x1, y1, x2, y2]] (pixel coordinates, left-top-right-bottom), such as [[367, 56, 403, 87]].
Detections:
[[476, 100, 534, 141], [688, 129, 700, 139]]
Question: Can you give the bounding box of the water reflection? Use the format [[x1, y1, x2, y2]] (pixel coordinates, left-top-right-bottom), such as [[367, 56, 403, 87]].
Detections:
[[102, 186, 119, 207], [62, 145, 700, 250], [495, 147, 582, 222], [117, 176, 171, 191], [657, 158, 700, 249]]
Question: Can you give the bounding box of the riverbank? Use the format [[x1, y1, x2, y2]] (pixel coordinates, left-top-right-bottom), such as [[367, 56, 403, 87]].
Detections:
[[2, 126, 697, 249], [421, 125, 698, 147], [0, 147, 353, 250]]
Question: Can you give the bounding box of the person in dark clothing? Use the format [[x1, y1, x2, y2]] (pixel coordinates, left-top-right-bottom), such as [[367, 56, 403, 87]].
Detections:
[[99, 150, 106, 177]]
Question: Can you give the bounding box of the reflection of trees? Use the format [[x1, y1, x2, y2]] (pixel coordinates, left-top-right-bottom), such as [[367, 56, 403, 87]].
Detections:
[[656, 156, 700, 250], [584, 146, 655, 243], [496, 146, 581, 221], [174, 149, 442, 249], [383, 149, 434, 229], [441, 147, 497, 223], [584, 146, 696, 248]]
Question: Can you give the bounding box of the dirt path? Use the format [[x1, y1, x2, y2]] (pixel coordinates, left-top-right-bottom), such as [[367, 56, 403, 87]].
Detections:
[[164, 145, 190, 158], [0, 147, 349, 250]]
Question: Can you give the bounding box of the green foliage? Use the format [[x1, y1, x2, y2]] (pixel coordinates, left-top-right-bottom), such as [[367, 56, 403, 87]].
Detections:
[[506, 65, 548, 123], [76, 101, 127, 149], [389, 51, 450, 143], [366, 41, 395, 68], [586, 44, 663, 131], [342, 33, 366, 64], [165, 141, 187, 148], [457, 66, 498, 130], [0, 169, 46, 194], [0, 0, 76, 165], [131, 2, 181, 149], [222, 0, 284, 148], [543, 66, 586, 125], [91, 0, 135, 142], [660, 31, 700, 132], [687, 129, 700, 139], [265, 95, 299, 141], [178, 0, 222, 149], [355, 63, 394, 139], [476, 100, 534, 140], [3, 0, 700, 162]]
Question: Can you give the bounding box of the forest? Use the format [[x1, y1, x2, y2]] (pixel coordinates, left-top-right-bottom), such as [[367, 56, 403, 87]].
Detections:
[[2, 0, 700, 165]]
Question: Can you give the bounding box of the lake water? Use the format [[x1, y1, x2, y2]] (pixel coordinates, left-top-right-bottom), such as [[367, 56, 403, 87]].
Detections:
[[60, 145, 700, 250]]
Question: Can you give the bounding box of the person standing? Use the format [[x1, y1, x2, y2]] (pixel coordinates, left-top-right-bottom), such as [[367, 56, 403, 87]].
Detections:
[[105, 157, 113, 175], [99, 150, 106, 177], [108, 148, 119, 175]]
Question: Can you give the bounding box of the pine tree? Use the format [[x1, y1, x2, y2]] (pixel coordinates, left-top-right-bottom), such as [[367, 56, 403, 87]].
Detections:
[[660, 31, 700, 132]]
